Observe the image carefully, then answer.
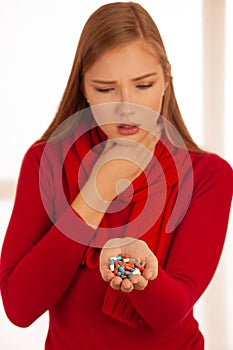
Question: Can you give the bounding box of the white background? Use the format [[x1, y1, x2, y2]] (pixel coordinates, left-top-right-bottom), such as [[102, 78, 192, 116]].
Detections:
[[0, 1, 232, 349]]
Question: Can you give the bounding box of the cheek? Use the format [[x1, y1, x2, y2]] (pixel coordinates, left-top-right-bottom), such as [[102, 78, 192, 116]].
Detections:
[[83, 84, 98, 104], [147, 90, 164, 111], [134, 85, 164, 113], [152, 96, 163, 113], [98, 125, 115, 138]]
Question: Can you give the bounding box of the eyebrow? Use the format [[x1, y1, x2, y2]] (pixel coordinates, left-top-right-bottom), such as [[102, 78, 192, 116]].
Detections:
[[91, 72, 157, 84]]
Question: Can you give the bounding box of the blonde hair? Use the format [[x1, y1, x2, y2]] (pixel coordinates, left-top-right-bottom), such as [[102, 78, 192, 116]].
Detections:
[[41, 2, 201, 151]]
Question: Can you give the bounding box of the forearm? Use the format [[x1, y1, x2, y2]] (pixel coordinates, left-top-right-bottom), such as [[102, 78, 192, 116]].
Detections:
[[128, 266, 194, 332], [0, 209, 95, 327], [126, 155, 232, 332], [98, 141, 232, 334]]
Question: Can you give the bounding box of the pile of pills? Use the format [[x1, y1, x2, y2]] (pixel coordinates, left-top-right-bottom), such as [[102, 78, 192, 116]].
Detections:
[[109, 254, 146, 279]]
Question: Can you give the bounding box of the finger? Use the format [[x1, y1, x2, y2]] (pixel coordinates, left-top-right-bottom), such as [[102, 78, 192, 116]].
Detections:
[[110, 276, 122, 290], [101, 270, 114, 282], [130, 275, 148, 290], [142, 263, 158, 280], [121, 278, 134, 293]]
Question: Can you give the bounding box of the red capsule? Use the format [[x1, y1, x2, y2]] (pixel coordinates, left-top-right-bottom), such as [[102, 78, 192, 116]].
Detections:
[[125, 265, 132, 271]]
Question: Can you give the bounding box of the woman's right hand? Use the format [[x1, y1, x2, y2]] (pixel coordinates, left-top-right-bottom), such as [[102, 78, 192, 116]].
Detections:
[[80, 138, 155, 211], [72, 136, 157, 227]]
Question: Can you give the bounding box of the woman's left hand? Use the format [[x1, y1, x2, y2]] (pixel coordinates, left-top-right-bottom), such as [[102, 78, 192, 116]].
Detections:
[[99, 237, 158, 293]]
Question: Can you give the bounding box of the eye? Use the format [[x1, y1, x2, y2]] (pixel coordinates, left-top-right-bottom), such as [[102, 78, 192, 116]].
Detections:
[[136, 84, 153, 90], [96, 87, 115, 93]]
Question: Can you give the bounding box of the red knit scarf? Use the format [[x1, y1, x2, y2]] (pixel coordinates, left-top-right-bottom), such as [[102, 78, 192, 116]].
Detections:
[[63, 114, 193, 327]]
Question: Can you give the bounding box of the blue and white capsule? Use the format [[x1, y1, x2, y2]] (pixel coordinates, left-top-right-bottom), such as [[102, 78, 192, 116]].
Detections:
[[109, 259, 115, 272]]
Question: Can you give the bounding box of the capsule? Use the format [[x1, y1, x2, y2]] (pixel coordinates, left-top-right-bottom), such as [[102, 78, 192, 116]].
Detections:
[[110, 256, 117, 261], [109, 255, 146, 280], [127, 262, 135, 268], [119, 266, 125, 274], [116, 255, 123, 261], [125, 265, 132, 271], [129, 258, 136, 262], [109, 259, 115, 271]]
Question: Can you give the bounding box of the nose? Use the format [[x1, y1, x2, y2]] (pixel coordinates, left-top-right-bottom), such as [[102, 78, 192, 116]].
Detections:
[[116, 102, 135, 117]]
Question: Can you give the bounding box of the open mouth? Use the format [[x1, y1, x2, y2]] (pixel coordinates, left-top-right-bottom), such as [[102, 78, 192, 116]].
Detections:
[[117, 123, 140, 135], [118, 123, 140, 129]]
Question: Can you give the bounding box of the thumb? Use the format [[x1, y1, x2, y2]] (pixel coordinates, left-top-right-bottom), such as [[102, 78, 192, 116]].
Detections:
[[142, 257, 158, 280]]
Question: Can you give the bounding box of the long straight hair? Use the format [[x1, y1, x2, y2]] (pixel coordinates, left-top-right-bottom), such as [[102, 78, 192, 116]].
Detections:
[[41, 2, 201, 152]]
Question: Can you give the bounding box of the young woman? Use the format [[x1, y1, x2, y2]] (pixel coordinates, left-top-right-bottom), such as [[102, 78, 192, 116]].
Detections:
[[1, 2, 232, 349]]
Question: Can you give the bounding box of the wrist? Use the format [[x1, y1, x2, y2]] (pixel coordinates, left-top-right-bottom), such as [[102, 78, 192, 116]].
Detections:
[[80, 181, 112, 213], [71, 192, 106, 228]]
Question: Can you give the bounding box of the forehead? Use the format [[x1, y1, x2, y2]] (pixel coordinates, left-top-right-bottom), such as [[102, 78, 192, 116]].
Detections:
[[85, 40, 162, 79]]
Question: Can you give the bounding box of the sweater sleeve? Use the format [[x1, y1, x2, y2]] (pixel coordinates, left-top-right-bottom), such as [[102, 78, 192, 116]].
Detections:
[[0, 143, 95, 327], [128, 154, 233, 332]]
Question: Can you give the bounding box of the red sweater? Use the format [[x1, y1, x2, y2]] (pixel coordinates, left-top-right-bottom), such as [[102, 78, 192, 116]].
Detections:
[[0, 138, 232, 350]]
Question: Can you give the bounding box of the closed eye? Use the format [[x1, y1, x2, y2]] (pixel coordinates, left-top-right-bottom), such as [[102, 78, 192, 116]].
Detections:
[[96, 87, 115, 93], [136, 84, 153, 89]]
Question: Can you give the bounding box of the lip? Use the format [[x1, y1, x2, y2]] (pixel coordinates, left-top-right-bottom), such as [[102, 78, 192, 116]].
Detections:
[[117, 123, 140, 136]]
